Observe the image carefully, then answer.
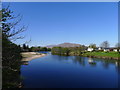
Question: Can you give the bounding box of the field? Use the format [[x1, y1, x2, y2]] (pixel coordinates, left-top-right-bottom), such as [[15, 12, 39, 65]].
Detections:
[[82, 51, 120, 59]]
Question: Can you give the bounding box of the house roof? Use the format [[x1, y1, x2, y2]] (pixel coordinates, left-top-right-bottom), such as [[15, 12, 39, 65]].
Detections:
[[104, 48, 110, 49]]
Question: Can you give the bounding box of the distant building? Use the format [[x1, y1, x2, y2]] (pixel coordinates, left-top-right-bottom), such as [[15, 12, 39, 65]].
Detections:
[[87, 46, 120, 52], [87, 48, 94, 52], [113, 48, 120, 52], [103, 48, 110, 52], [113, 49, 118, 52], [98, 47, 102, 50], [110, 47, 120, 52]]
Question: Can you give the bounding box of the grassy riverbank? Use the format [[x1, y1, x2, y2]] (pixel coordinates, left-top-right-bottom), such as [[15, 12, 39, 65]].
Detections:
[[82, 51, 120, 57], [82, 51, 120, 60], [51, 47, 120, 60]]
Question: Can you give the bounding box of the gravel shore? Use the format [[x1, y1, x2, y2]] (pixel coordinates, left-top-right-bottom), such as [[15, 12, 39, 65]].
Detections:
[[21, 52, 46, 61]]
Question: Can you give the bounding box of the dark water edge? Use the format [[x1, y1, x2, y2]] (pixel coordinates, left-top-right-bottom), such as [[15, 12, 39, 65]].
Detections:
[[21, 52, 120, 88]]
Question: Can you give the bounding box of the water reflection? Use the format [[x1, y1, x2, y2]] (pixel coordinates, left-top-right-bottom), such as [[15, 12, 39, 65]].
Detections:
[[38, 51, 51, 54], [21, 53, 120, 88], [56, 55, 69, 61], [72, 56, 86, 66], [88, 58, 96, 67], [115, 61, 120, 74], [52, 55, 120, 70], [115, 61, 119, 67], [71, 56, 120, 69], [21, 61, 29, 65]]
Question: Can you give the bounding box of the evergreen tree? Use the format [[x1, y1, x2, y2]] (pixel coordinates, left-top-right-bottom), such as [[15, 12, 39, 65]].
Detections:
[[2, 6, 25, 88]]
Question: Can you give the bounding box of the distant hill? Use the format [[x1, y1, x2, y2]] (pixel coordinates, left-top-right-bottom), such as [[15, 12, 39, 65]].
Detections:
[[46, 42, 81, 48], [46, 45, 57, 48]]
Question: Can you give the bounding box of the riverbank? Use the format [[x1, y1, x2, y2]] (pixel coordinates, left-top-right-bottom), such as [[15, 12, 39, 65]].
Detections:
[[52, 49, 120, 60], [82, 51, 120, 60], [21, 52, 46, 61]]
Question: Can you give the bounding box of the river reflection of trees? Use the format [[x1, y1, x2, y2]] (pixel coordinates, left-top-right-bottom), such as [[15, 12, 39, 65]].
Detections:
[[56, 55, 120, 70], [115, 61, 120, 74], [72, 56, 86, 66], [71, 56, 120, 70], [56, 55, 69, 61]]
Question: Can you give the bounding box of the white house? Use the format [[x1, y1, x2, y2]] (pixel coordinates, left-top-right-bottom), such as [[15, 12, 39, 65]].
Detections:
[[104, 48, 110, 52], [98, 47, 102, 50], [113, 49, 118, 52], [87, 48, 94, 52]]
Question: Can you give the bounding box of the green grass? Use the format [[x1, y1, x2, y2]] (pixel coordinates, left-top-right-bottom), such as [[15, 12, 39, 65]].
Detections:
[[83, 51, 120, 58]]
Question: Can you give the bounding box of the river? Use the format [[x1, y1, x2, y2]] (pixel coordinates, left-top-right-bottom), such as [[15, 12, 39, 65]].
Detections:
[[21, 51, 120, 88]]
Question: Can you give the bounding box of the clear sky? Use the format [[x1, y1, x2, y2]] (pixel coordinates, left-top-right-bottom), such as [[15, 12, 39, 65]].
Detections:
[[3, 2, 118, 47]]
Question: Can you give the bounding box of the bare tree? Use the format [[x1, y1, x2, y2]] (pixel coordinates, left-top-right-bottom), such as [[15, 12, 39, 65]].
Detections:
[[89, 43, 96, 49], [100, 41, 110, 48], [2, 5, 27, 41], [115, 43, 120, 48]]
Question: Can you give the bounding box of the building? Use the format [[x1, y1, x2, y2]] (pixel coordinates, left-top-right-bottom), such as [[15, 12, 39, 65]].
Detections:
[[113, 49, 118, 52], [110, 47, 120, 52], [98, 47, 102, 50], [87, 48, 94, 52], [103, 48, 110, 52]]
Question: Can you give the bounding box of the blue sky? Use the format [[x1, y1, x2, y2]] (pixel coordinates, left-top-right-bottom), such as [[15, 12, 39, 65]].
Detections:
[[3, 2, 118, 47]]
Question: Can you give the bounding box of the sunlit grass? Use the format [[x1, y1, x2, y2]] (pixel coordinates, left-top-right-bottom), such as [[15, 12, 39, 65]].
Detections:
[[83, 51, 120, 58]]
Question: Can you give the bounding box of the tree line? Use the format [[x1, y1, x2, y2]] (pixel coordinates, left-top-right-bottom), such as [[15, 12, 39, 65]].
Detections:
[[89, 41, 120, 49], [21, 44, 51, 52], [51, 46, 87, 56], [51, 41, 120, 56]]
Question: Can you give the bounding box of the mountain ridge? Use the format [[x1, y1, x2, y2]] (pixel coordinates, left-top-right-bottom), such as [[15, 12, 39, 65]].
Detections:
[[46, 42, 81, 48]]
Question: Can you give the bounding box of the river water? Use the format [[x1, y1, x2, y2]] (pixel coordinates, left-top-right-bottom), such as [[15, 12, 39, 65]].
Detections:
[[21, 52, 120, 88]]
